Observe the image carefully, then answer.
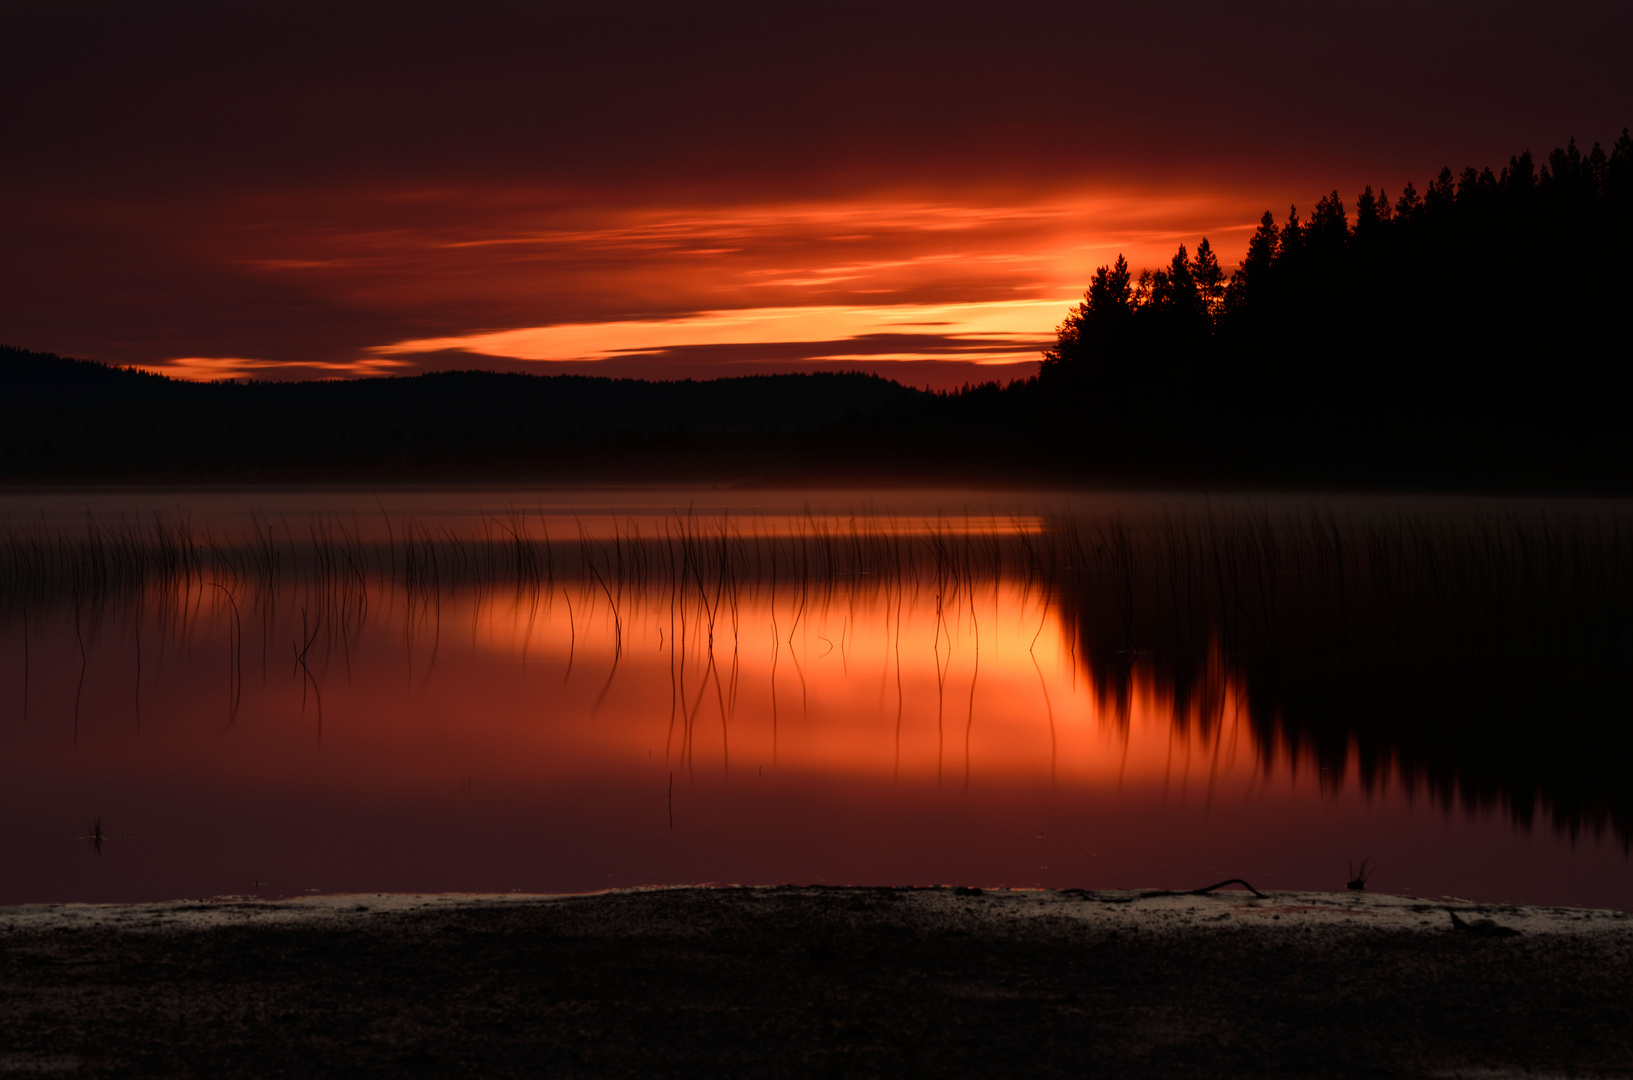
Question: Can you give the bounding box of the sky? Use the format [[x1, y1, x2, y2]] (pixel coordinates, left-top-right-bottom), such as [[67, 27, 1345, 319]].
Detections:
[[3, 1, 1629, 388]]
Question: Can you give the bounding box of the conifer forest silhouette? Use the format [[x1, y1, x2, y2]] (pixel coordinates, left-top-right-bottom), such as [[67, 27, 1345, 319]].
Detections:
[[1035, 131, 1633, 485]]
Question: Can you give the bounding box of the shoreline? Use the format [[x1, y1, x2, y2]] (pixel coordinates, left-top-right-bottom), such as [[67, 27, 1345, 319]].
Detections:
[[3, 884, 1629, 933], [4, 886, 1630, 1077]]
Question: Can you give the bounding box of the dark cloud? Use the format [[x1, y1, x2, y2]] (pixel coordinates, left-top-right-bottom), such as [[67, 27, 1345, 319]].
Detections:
[[8, 1, 1627, 195]]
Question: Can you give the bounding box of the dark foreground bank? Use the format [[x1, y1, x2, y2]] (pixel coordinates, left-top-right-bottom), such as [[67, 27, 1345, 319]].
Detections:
[[2, 887, 1629, 1078]]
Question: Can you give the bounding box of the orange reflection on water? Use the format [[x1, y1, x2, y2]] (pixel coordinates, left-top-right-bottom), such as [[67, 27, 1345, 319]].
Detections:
[[7, 487, 1632, 909], [447, 579, 1261, 795], [5, 568, 1621, 909], [4, 576, 1260, 798]]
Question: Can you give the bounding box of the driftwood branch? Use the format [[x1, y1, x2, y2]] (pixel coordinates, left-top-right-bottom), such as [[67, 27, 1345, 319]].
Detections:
[[1140, 878, 1268, 900]]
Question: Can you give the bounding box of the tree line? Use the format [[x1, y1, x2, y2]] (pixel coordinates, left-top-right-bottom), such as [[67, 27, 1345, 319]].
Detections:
[[1031, 131, 1633, 484]]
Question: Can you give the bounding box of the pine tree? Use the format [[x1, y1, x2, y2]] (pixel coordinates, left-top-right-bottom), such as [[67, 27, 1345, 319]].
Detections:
[[1087, 254, 1135, 318], [1307, 191, 1349, 255], [1039, 255, 1134, 383], [1395, 182, 1422, 219], [1426, 167, 1456, 214], [1225, 211, 1281, 313], [1191, 238, 1225, 320], [1457, 167, 1481, 201], [1279, 204, 1304, 262], [1166, 244, 1198, 313], [1135, 268, 1159, 308], [1356, 186, 1381, 234], [1587, 142, 1609, 192], [1501, 151, 1536, 194], [1545, 137, 1584, 188]]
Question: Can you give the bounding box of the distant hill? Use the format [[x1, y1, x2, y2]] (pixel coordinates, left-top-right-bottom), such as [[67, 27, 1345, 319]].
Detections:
[[0, 346, 934, 482], [0, 346, 199, 406]]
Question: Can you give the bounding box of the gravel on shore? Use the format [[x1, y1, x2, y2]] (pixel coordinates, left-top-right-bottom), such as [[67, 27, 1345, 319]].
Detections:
[[1, 886, 1629, 1078]]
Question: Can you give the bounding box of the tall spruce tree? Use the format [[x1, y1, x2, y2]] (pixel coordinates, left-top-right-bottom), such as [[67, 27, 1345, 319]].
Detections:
[[1191, 238, 1225, 320]]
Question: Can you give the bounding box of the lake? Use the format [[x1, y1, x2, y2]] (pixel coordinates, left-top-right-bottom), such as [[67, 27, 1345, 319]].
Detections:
[[1, 487, 1628, 909]]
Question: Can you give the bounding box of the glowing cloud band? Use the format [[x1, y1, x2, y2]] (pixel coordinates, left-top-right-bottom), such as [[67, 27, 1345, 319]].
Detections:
[[371, 298, 1075, 366]]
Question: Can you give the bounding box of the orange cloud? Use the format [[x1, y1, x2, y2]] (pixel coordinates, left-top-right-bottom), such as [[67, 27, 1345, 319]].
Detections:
[[371, 299, 1072, 366], [47, 186, 1269, 382], [135, 356, 412, 382]]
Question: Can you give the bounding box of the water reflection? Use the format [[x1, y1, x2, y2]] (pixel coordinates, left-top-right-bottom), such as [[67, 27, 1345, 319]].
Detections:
[[0, 498, 1628, 907]]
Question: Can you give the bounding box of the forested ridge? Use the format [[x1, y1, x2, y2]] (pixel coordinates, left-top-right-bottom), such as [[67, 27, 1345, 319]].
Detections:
[[2, 132, 1629, 487], [1026, 130, 1633, 483]]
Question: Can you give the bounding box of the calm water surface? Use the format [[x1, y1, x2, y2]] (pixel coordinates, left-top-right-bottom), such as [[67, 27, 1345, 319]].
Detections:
[[1, 488, 1628, 908]]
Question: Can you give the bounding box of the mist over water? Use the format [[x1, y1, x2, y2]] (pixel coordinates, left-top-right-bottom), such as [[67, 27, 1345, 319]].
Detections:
[[0, 489, 1628, 909]]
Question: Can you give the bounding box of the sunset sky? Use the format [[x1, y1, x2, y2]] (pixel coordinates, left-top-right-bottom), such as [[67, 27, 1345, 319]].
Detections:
[[4, 2, 1629, 388]]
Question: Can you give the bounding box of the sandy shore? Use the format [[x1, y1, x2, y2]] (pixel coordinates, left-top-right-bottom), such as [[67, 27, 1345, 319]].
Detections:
[[2, 886, 1630, 1077]]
